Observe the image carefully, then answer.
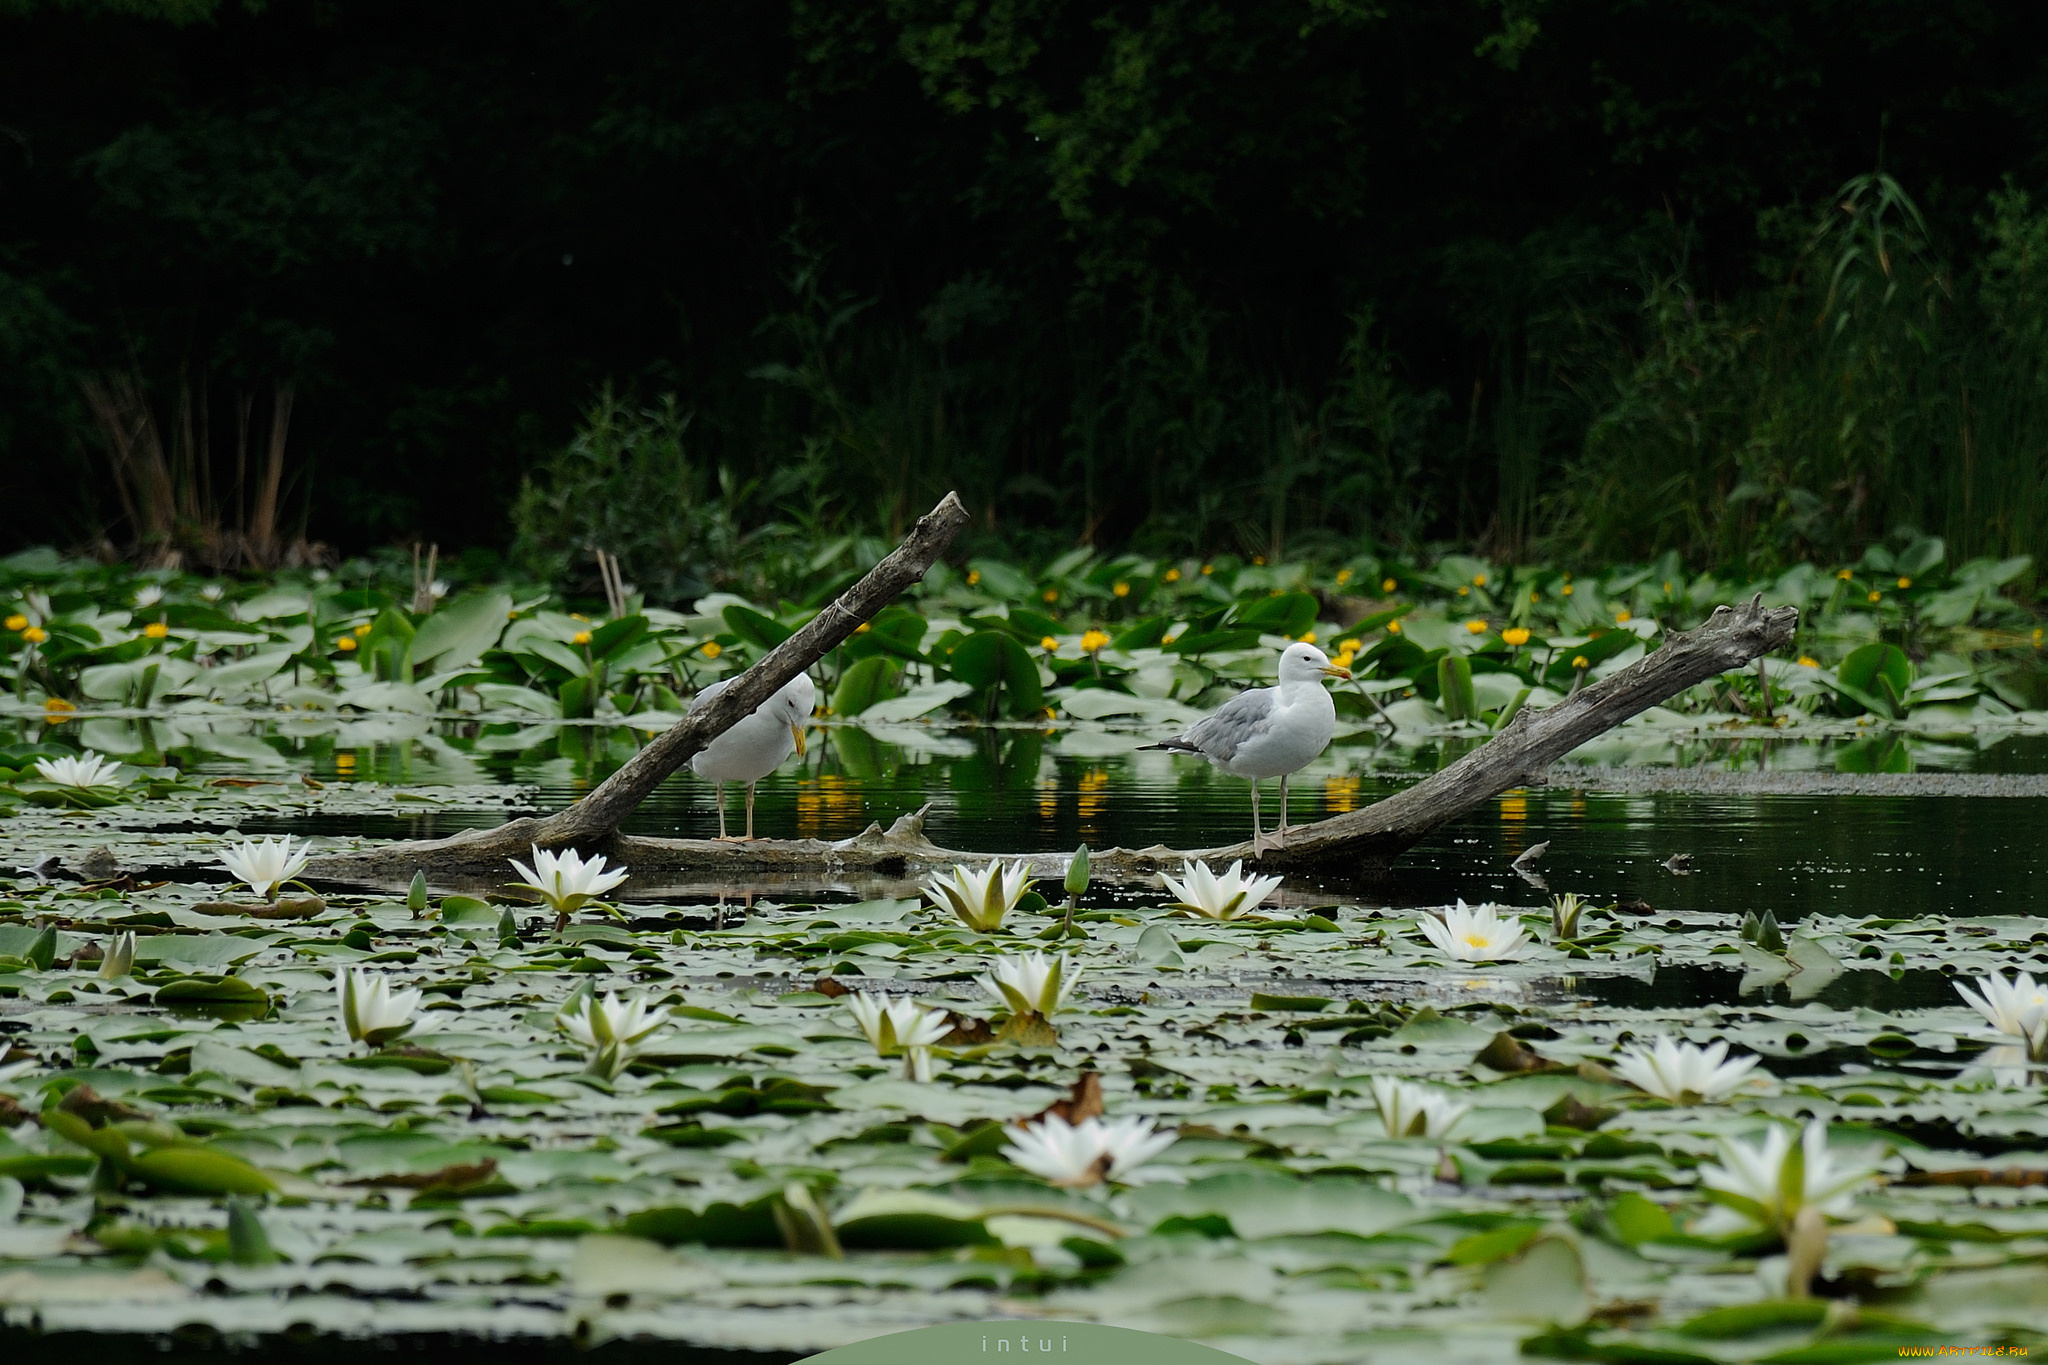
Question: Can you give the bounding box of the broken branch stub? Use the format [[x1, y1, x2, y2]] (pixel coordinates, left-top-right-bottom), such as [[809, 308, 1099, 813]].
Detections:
[[305, 490, 971, 880]]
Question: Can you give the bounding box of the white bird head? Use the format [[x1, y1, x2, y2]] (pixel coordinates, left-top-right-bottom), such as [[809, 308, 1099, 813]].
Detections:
[[772, 673, 817, 755], [1279, 641, 1350, 683]]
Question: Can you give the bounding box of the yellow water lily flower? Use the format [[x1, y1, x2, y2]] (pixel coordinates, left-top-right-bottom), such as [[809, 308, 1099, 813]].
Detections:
[[1501, 627, 1531, 646]]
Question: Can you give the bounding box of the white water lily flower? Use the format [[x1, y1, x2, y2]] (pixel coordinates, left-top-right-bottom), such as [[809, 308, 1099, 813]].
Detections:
[[1160, 859, 1283, 920], [32, 751, 126, 790], [1370, 1075, 1471, 1139], [132, 584, 164, 608], [1695, 1120, 1875, 1237], [219, 834, 312, 899], [922, 860, 1036, 932], [510, 845, 630, 915], [1002, 1114, 1178, 1187], [1954, 970, 2048, 1039], [846, 992, 952, 1082], [977, 951, 1081, 1018], [98, 932, 136, 981], [1613, 1037, 1762, 1104], [334, 967, 432, 1047], [558, 989, 669, 1078], [1417, 899, 1531, 962]]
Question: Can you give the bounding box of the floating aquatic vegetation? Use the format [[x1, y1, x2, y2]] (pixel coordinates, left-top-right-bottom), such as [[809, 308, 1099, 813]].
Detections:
[[845, 991, 950, 1081], [509, 844, 629, 916], [1694, 1119, 1878, 1238], [1612, 1036, 1762, 1104], [32, 750, 124, 790], [333, 966, 434, 1047], [97, 930, 135, 980], [557, 989, 669, 1079], [1417, 899, 1532, 962], [922, 859, 1036, 932], [217, 833, 311, 899], [1370, 1075, 1471, 1138], [1000, 1113, 1177, 1187], [1159, 859, 1283, 920], [977, 950, 1081, 1021], [1548, 891, 1590, 940], [1954, 968, 2048, 1039]]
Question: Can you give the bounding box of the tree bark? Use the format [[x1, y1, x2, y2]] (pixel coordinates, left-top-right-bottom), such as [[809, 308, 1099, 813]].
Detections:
[[311, 592, 1796, 886], [307, 491, 972, 881]]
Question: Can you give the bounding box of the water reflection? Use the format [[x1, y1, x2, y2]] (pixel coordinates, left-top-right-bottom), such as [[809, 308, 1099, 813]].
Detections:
[[24, 713, 2048, 920]]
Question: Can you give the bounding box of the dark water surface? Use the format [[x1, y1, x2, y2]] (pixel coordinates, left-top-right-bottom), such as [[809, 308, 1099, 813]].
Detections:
[[164, 719, 2048, 923]]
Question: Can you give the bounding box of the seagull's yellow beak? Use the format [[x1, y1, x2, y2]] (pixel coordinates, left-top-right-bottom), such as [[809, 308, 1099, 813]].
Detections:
[[1321, 663, 1353, 680], [792, 724, 807, 757]]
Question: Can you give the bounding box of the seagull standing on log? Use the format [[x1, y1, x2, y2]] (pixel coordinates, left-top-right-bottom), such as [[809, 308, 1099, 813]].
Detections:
[[688, 672, 816, 840], [1141, 641, 1351, 854]]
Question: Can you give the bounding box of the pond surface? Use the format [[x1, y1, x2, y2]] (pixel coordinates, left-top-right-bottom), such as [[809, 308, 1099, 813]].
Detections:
[[123, 716, 2048, 925], [5, 713, 2048, 1362]]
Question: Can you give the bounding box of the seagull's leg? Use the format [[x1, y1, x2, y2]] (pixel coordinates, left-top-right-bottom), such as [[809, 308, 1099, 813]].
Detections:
[[1250, 781, 1277, 856], [715, 784, 749, 842], [1276, 773, 1292, 840]]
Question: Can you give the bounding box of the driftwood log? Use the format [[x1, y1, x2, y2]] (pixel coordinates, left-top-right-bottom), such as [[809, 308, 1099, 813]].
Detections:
[[309, 497, 1797, 885]]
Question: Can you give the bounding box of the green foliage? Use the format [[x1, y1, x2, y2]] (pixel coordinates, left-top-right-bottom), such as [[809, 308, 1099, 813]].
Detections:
[[7, 1, 2048, 571], [510, 390, 736, 607]]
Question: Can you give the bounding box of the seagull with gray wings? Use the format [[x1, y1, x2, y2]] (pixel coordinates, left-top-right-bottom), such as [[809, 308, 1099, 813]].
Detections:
[[688, 671, 817, 840], [1140, 641, 1352, 854]]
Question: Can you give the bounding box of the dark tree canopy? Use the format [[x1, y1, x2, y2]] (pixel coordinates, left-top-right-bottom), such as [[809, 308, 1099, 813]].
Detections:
[[4, 0, 2045, 569]]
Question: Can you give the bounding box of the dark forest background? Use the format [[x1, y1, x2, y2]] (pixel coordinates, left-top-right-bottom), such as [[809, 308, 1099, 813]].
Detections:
[[6, 0, 2048, 590]]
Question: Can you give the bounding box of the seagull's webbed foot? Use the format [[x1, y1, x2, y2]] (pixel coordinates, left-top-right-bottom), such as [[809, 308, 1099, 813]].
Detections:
[[1251, 831, 1285, 855]]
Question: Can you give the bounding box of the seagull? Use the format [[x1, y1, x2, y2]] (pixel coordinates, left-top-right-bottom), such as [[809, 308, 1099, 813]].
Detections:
[[688, 672, 817, 840], [1141, 641, 1351, 854]]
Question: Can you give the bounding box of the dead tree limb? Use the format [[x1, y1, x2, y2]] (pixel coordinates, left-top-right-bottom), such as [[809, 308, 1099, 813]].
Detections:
[[311, 593, 1795, 886], [307, 491, 971, 881]]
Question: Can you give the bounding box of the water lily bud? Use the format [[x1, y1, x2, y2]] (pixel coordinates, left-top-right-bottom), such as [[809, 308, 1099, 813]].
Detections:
[[227, 1196, 280, 1266], [98, 932, 136, 981], [1064, 845, 1091, 898], [406, 870, 428, 913]]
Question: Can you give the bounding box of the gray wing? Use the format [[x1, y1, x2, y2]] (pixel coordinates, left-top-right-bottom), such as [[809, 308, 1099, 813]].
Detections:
[[1172, 685, 1277, 764], [686, 677, 732, 714]]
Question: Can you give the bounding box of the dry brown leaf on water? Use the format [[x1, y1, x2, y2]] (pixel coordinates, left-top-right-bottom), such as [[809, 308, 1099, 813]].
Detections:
[[346, 1158, 500, 1191], [1027, 1071, 1104, 1127]]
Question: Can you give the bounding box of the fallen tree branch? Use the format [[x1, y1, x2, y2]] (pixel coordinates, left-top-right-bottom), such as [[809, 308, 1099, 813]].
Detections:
[[312, 593, 1796, 886], [307, 491, 971, 881]]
